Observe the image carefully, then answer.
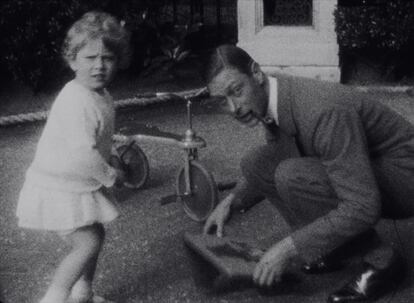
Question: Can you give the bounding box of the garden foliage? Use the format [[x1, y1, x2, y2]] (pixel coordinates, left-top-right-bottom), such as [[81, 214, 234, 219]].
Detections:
[[335, 0, 414, 80], [0, 0, 202, 92]]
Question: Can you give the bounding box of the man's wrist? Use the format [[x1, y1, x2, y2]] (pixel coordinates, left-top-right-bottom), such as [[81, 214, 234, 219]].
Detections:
[[281, 236, 299, 259], [229, 180, 265, 212], [227, 193, 246, 213], [222, 193, 235, 210]]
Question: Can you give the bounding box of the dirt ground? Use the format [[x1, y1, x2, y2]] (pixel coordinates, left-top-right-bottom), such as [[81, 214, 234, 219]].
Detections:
[[1, 86, 414, 303]]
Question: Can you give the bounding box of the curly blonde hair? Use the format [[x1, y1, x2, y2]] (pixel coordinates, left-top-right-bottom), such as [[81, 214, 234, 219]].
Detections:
[[62, 11, 131, 69]]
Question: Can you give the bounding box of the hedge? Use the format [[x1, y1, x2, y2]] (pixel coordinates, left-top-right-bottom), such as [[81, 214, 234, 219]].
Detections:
[[335, 0, 414, 81], [0, 0, 169, 92], [335, 0, 414, 50]]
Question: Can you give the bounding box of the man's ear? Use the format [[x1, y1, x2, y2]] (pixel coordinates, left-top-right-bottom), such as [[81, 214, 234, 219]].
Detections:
[[250, 61, 265, 85]]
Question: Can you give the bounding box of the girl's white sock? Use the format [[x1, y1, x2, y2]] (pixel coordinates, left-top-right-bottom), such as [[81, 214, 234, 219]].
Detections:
[[70, 279, 93, 302], [39, 286, 69, 303]]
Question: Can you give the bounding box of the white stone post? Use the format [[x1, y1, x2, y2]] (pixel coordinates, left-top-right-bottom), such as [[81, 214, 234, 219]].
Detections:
[[237, 0, 340, 82]]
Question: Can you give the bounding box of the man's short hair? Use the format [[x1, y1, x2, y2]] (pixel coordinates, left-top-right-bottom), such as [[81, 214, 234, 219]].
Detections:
[[204, 44, 254, 84]]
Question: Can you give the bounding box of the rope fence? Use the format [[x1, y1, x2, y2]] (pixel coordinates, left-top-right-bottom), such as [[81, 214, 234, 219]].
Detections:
[[0, 87, 208, 127], [1, 85, 411, 127]]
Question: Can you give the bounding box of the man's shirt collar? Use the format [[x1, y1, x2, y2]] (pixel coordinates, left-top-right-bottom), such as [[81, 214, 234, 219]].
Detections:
[[267, 76, 279, 125]]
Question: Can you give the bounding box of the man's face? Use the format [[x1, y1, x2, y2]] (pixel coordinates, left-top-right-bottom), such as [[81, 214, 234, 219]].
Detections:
[[208, 67, 268, 127]]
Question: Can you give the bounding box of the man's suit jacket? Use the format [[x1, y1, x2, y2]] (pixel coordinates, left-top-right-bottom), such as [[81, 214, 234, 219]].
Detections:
[[268, 73, 414, 262]]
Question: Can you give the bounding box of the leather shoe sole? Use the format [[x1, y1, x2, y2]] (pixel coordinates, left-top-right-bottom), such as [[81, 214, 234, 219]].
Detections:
[[327, 255, 405, 303]]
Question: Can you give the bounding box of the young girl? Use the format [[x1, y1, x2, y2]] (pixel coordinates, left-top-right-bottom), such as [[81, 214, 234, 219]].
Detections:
[[16, 11, 130, 303]]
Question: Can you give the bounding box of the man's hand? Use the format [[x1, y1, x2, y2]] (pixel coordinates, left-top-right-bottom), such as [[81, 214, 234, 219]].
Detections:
[[253, 237, 298, 287], [203, 193, 234, 237]]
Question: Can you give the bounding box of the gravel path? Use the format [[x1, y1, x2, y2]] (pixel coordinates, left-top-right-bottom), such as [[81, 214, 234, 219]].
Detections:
[[1, 93, 414, 303]]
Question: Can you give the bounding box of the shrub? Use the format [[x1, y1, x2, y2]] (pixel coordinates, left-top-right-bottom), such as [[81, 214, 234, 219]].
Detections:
[[335, 0, 414, 50], [0, 0, 224, 92], [334, 0, 414, 81], [0, 0, 79, 91], [0, 0, 164, 92]]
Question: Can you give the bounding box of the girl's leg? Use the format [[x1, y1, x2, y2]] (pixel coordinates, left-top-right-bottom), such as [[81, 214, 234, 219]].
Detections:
[[71, 224, 105, 302], [40, 223, 104, 303]]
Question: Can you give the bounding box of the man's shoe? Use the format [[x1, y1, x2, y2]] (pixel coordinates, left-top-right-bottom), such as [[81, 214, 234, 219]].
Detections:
[[327, 258, 405, 303], [303, 229, 378, 275], [302, 255, 344, 274]]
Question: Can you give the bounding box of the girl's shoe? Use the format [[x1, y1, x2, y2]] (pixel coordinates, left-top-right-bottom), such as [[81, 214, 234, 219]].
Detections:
[[68, 286, 92, 303], [68, 294, 114, 303], [86, 295, 115, 303]]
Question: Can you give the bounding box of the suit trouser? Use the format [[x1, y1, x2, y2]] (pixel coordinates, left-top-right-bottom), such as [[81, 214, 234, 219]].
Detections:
[[240, 131, 414, 268]]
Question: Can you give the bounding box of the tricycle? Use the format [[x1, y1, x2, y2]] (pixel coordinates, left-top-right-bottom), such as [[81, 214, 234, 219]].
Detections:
[[112, 89, 235, 222]]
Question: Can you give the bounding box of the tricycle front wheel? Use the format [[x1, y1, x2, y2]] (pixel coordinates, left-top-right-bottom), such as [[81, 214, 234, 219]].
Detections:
[[176, 160, 218, 222]]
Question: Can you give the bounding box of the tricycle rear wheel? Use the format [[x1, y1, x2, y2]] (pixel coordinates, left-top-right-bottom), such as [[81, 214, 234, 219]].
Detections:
[[117, 143, 149, 189]]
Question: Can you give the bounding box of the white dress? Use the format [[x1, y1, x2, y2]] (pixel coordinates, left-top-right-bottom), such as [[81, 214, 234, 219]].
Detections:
[[17, 184, 118, 231], [16, 80, 119, 232]]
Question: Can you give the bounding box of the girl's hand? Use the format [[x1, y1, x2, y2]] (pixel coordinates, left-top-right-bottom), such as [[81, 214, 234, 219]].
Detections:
[[203, 193, 234, 237], [109, 155, 126, 187], [109, 155, 123, 170], [253, 237, 297, 287], [114, 168, 126, 188]]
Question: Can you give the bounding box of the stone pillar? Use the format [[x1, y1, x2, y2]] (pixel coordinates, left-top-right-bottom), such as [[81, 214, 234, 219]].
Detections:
[[237, 0, 340, 82]]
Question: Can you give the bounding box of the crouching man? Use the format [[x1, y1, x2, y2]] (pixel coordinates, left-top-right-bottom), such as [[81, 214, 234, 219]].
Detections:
[[203, 44, 414, 302]]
